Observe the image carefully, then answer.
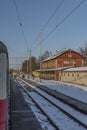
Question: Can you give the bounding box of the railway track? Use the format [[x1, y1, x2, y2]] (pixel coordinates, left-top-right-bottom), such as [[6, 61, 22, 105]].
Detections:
[[23, 78, 87, 114], [17, 78, 87, 130]]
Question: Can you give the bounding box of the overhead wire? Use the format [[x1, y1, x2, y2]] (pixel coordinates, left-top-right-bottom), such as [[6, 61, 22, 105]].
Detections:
[[30, 33, 40, 49], [31, 0, 86, 52], [13, 0, 29, 72], [13, 0, 86, 56], [42, 0, 64, 32], [42, 0, 86, 43], [13, 0, 28, 49], [31, 0, 64, 50]]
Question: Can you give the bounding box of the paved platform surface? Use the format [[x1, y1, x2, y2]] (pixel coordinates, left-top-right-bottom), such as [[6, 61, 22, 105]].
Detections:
[[10, 79, 42, 130]]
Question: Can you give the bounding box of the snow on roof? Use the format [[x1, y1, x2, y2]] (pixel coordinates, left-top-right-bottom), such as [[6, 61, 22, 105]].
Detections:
[[64, 66, 87, 72], [42, 49, 68, 62], [42, 48, 81, 62], [36, 66, 72, 72]]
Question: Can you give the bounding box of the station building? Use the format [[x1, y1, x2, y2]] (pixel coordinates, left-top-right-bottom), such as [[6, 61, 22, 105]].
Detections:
[[61, 66, 87, 86], [35, 49, 85, 80]]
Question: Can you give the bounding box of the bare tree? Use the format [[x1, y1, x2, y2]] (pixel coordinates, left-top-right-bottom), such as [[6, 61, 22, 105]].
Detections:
[[79, 42, 87, 66]]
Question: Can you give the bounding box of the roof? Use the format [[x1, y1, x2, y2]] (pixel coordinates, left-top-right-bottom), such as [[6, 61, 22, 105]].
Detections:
[[64, 66, 87, 72], [42, 48, 84, 62], [36, 66, 72, 72]]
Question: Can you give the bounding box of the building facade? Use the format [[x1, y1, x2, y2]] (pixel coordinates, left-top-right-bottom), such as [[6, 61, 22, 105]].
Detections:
[[61, 67, 87, 86], [40, 49, 84, 80], [42, 49, 84, 69]]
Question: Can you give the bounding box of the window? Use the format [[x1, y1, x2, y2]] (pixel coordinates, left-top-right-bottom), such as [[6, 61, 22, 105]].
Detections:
[[77, 73, 79, 77], [68, 73, 70, 76], [72, 74, 74, 77]]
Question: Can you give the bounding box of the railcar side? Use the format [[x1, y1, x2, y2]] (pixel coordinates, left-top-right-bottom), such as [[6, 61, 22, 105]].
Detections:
[[0, 41, 9, 130]]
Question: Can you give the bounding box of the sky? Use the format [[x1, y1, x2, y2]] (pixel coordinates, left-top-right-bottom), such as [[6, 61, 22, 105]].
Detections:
[[0, 0, 87, 68]]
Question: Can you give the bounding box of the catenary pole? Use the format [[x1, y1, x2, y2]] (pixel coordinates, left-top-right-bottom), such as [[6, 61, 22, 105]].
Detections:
[[40, 29, 42, 82]]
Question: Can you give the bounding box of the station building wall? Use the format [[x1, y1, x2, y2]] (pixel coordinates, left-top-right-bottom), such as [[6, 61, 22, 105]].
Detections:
[[42, 49, 84, 70], [61, 68, 87, 86], [41, 49, 84, 80]]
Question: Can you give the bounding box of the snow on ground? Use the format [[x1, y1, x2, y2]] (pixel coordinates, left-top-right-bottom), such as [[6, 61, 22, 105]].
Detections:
[[20, 87, 56, 130], [20, 79, 87, 126], [33, 87, 87, 125], [29, 78, 87, 104], [28, 91, 86, 130], [17, 78, 87, 130], [19, 81, 86, 130]]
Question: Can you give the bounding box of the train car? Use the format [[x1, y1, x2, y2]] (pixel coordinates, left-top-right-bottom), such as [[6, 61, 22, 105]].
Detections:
[[0, 41, 9, 130]]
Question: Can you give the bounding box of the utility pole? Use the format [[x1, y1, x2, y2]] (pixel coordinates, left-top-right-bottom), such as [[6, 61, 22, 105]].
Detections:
[[40, 29, 42, 82], [29, 49, 32, 75], [27, 49, 29, 74], [27, 60, 28, 74]]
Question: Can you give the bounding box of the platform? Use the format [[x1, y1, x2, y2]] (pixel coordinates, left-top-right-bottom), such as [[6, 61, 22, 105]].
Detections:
[[10, 79, 42, 130]]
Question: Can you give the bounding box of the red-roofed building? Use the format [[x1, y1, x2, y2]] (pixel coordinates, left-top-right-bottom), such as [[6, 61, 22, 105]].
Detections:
[[42, 49, 84, 69], [39, 49, 85, 80]]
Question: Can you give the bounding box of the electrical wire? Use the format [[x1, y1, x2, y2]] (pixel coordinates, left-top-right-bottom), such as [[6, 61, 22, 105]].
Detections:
[[31, 0, 86, 54], [13, 0, 28, 49], [42, 0, 64, 32], [42, 0, 86, 43], [13, 0, 86, 56], [31, 0, 64, 50], [30, 33, 40, 49]]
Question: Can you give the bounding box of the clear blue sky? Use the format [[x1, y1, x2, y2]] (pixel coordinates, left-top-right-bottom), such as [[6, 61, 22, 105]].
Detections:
[[0, 0, 87, 62]]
